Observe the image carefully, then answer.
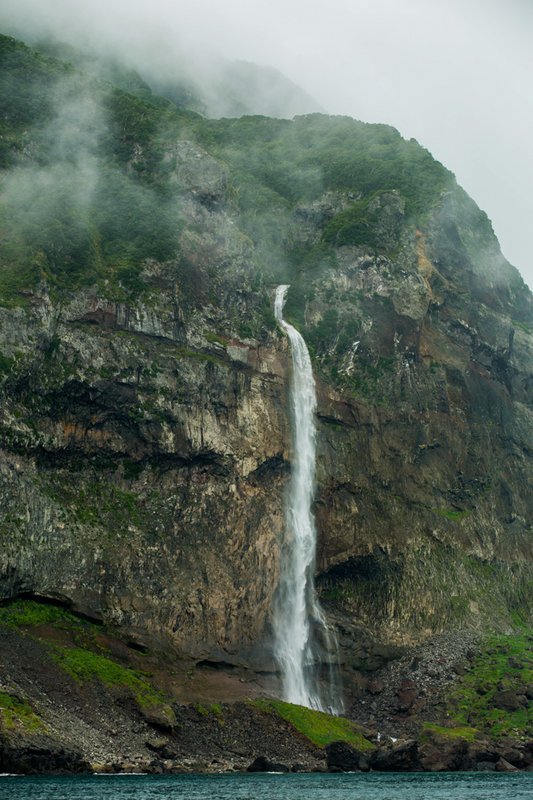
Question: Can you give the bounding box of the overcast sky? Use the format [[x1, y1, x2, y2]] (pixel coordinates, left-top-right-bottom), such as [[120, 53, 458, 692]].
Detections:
[[2, 0, 532, 289]]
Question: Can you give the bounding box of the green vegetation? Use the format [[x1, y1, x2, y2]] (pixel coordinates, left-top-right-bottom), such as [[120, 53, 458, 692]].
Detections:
[[332, 354, 396, 402], [0, 599, 171, 720], [0, 692, 45, 732], [194, 702, 224, 719], [39, 475, 148, 531], [0, 353, 17, 376], [0, 31, 456, 312], [512, 319, 532, 335], [448, 633, 533, 739], [252, 699, 374, 751], [204, 331, 229, 346], [0, 598, 83, 629], [52, 645, 164, 710], [322, 196, 377, 249], [421, 723, 478, 743], [198, 114, 451, 219], [0, 34, 188, 304]]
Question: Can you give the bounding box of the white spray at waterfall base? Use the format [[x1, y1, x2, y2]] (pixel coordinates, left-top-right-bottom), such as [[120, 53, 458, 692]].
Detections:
[[273, 284, 343, 714]]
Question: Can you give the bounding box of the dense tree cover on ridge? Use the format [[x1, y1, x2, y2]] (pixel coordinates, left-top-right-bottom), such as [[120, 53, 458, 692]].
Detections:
[[0, 31, 468, 307]]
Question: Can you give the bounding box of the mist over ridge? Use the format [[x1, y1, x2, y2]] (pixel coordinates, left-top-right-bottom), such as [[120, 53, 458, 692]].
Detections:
[[0, 0, 531, 290]]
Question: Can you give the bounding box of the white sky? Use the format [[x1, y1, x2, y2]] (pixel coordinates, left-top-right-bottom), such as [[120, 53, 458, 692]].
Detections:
[[1, 0, 532, 289]]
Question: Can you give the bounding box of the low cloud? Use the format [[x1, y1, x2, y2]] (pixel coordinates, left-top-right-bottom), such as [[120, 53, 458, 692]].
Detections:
[[0, 0, 531, 287]]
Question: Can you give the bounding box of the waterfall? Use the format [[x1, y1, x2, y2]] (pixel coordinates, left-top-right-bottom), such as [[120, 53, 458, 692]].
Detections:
[[273, 284, 342, 713]]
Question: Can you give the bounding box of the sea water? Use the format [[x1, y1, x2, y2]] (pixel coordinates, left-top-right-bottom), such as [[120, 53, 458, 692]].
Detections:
[[0, 772, 531, 800]]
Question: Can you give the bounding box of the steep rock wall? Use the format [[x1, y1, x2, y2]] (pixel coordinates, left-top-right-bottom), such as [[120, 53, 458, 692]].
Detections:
[[0, 34, 531, 670]]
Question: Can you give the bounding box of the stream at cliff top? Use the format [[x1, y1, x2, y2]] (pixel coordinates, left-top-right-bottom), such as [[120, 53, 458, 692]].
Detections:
[[272, 285, 341, 712], [1, 772, 531, 800]]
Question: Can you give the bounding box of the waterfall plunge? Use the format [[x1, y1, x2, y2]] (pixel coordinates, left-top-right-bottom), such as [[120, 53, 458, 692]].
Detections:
[[273, 284, 342, 713]]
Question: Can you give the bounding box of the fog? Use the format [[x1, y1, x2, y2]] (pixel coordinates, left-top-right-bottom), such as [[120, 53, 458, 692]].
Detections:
[[1, 0, 531, 288]]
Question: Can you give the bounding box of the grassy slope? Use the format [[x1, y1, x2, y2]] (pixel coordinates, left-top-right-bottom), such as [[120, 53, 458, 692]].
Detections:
[[0, 599, 373, 752], [447, 632, 532, 739], [252, 699, 374, 751], [0, 599, 170, 717]]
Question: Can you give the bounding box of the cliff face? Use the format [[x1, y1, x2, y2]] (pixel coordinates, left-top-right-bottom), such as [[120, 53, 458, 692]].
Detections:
[[0, 34, 531, 673]]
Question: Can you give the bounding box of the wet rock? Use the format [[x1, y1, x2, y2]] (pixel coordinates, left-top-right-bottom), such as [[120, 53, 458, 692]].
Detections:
[[419, 735, 470, 772], [370, 739, 419, 771], [467, 742, 499, 766], [0, 733, 90, 774], [247, 756, 289, 772], [497, 745, 528, 769], [325, 740, 371, 772], [495, 757, 520, 772]]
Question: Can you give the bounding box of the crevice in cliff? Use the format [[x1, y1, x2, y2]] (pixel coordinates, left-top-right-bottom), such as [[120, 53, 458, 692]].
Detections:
[[246, 455, 289, 485], [196, 659, 239, 671], [317, 414, 353, 429], [28, 441, 233, 476]]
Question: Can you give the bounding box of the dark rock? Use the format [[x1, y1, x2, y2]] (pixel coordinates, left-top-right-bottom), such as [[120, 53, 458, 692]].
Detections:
[[495, 758, 519, 772], [0, 733, 90, 774], [498, 746, 526, 768], [139, 703, 177, 732], [247, 756, 289, 773], [467, 743, 499, 765], [475, 761, 496, 771], [419, 741, 469, 772], [325, 740, 372, 772], [491, 690, 527, 711], [367, 678, 384, 695], [396, 679, 418, 713], [145, 740, 178, 760], [418, 729, 471, 772], [370, 739, 419, 771]]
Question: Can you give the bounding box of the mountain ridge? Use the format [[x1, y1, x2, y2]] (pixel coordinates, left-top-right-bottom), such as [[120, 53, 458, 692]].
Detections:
[[0, 30, 531, 772]]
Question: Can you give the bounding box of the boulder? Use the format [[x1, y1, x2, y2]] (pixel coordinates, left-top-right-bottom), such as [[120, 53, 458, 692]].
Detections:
[[491, 690, 527, 712], [395, 679, 426, 715], [325, 740, 371, 772], [495, 758, 520, 772], [419, 729, 471, 771], [370, 739, 420, 771], [367, 678, 384, 695]]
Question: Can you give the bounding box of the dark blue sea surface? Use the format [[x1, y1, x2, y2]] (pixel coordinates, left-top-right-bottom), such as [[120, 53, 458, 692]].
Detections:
[[0, 772, 532, 800]]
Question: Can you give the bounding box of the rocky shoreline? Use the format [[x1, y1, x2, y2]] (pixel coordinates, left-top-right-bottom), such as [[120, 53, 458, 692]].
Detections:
[[2, 721, 532, 776], [0, 605, 531, 776]]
